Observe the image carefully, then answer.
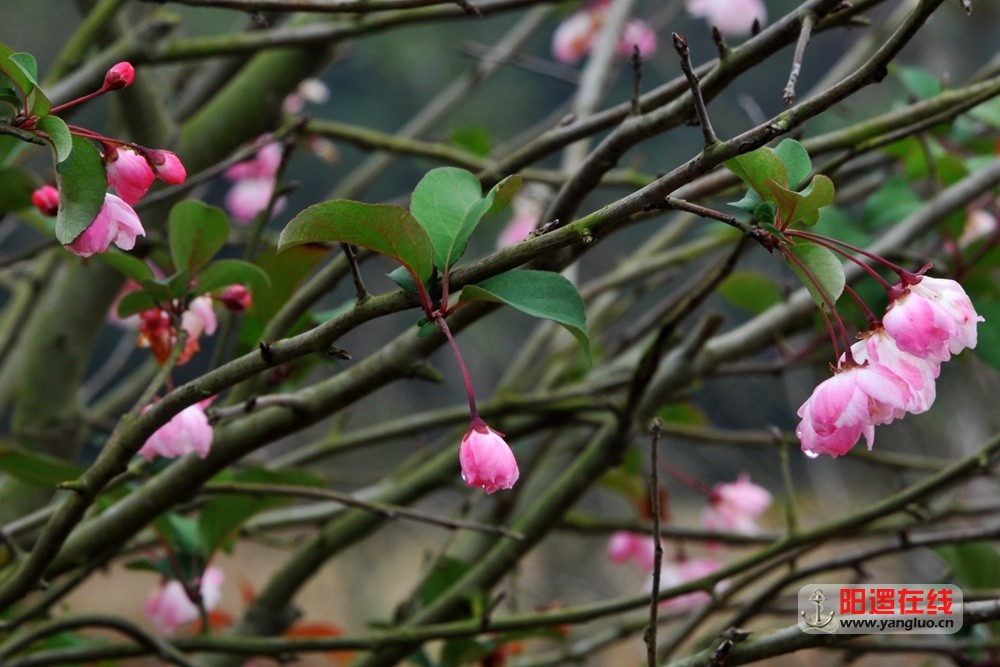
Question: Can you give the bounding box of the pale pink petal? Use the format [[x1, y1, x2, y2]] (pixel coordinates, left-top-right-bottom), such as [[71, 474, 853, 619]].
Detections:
[[459, 419, 519, 493]]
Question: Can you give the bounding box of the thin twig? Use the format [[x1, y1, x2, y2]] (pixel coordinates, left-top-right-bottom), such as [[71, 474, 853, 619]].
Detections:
[[630, 45, 643, 117], [341, 242, 370, 304], [672, 33, 717, 148], [783, 12, 816, 104], [644, 417, 664, 667], [201, 482, 524, 539]]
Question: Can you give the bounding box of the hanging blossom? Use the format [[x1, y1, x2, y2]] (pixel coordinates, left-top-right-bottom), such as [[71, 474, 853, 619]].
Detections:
[[138, 398, 215, 461], [145, 566, 224, 635], [137, 294, 219, 365], [224, 139, 286, 224], [552, 0, 657, 65], [702, 474, 772, 535], [685, 0, 767, 37], [23, 62, 186, 257], [796, 272, 983, 459], [459, 417, 519, 493]]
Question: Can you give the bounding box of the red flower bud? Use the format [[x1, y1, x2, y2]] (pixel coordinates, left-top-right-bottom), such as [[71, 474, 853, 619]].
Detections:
[[149, 150, 187, 184], [219, 285, 252, 312], [104, 62, 135, 90], [31, 185, 60, 217]]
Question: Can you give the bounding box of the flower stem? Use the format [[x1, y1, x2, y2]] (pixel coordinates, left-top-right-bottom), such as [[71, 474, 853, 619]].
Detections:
[[436, 315, 478, 419]]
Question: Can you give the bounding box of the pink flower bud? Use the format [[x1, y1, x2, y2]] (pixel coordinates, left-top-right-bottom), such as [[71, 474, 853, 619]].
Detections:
[[145, 566, 224, 635], [138, 399, 214, 461], [31, 185, 59, 217], [149, 150, 187, 184], [219, 285, 252, 312], [105, 147, 156, 204], [66, 193, 145, 258], [703, 474, 772, 535], [459, 418, 519, 493], [104, 61, 135, 90]]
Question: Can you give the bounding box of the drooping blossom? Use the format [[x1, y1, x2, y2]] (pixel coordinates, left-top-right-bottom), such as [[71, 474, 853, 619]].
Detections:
[[685, 0, 766, 37], [850, 329, 940, 415], [31, 185, 59, 217], [149, 150, 187, 184], [882, 276, 984, 363], [552, 1, 656, 65], [224, 140, 286, 224], [703, 474, 772, 535], [137, 294, 219, 365], [459, 417, 519, 493], [654, 557, 724, 612], [66, 193, 145, 258], [105, 146, 156, 204], [283, 77, 330, 115], [607, 531, 658, 571], [145, 566, 224, 635], [219, 284, 252, 312], [104, 61, 135, 90], [137, 398, 214, 461], [796, 360, 912, 458]]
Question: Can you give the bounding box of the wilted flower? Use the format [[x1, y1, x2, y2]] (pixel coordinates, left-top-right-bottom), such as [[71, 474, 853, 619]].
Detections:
[[145, 566, 224, 635], [66, 193, 144, 257], [137, 398, 214, 461], [459, 417, 519, 493], [703, 474, 772, 535]]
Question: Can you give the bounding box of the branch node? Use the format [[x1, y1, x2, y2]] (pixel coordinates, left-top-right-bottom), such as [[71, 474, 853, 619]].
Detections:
[[672, 32, 718, 148], [259, 341, 275, 364]]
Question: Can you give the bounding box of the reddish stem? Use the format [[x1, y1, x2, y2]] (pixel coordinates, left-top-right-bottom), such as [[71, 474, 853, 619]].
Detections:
[[436, 315, 479, 419]]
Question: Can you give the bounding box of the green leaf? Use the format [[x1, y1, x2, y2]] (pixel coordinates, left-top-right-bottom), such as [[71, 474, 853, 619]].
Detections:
[[169, 200, 230, 273], [54, 135, 107, 245], [446, 174, 523, 269], [441, 638, 489, 667], [410, 167, 485, 270], [251, 244, 328, 323], [116, 290, 160, 318], [418, 556, 470, 607], [729, 188, 762, 214], [98, 250, 155, 284], [483, 174, 522, 217], [195, 259, 271, 306], [753, 200, 778, 226], [787, 241, 845, 310], [459, 269, 590, 358], [451, 126, 492, 157], [719, 271, 782, 314], [199, 468, 325, 558], [0, 442, 86, 488], [897, 66, 941, 100], [6, 51, 48, 116], [9, 53, 38, 87], [773, 139, 811, 189], [935, 543, 1000, 589], [0, 165, 40, 213], [278, 200, 435, 283], [724, 146, 788, 200], [863, 176, 922, 228], [37, 114, 71, 163], [765, 174, 835, 227]]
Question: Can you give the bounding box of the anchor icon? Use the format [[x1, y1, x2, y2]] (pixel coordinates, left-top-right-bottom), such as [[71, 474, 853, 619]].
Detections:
[[801, 589, 836, 628]]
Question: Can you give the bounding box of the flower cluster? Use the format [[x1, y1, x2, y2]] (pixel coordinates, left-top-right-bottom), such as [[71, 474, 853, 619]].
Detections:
[[145, 566, 224, 635], [224, 139, 286, 224], [797, 275, 984, 458], [29, 62, 187, 257], [137, 294, 219, 365], [138, 398, 214, 461], [685, 0, 767, 37], [551, 0, 656, 65]]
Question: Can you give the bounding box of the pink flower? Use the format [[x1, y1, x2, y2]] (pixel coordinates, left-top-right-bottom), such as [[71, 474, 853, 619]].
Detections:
[[31, 185, 59, 216], [104, 61, 135, 90], [224, 141, 285, 223], [796, 361, 912, 458], [552, 9, 602, 65], [66, 193, 145, 258], [459, 418, 519, 493], [105, 147, 155, 204], [958, 209, 997, 247], [686, 0, 767, 37], [616, 19, 657, 59], [145, 566, 223, 635], [150, 150, 187, 185], [607, 531, 658, 571], [225, 142, 282, 181], [219, 285, 252, 312], [851, 329, 939, 415], [138, 398, 214, 461], [882, 276, 984, 363], [282, 78, 330, 114], [655, 557, 724, 612], [703, 474, 772, 535]]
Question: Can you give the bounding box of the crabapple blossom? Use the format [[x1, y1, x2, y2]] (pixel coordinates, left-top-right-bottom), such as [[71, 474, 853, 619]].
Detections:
[[703, 474, 772, 535], [607, 531, 658, 571], [616, 19, 658, 59], [882, 276, 984, 362], [104, 61, 135, 90], [149, 150, 187, 184], [31, 185, 59, 217], [850, 329, 940, 415], [552, 2, 656, 65], [654, 557, 724, 612], [459, 418, 519, 493], [958, 209, 997, 247], [224, 141, 286, 223], [66, 193, 144, 258], [796, 361, 912, 458], [219, 284, 252, 312], [136, 295, 219, 365], [137, 398, 214, 461], [105, 147, 155, 204], [685, 0, 766, 37], [145, 566, 223, 635]]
